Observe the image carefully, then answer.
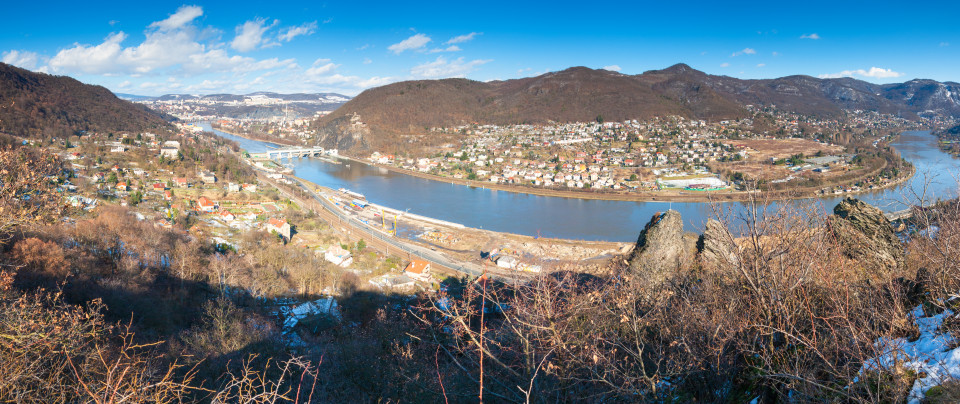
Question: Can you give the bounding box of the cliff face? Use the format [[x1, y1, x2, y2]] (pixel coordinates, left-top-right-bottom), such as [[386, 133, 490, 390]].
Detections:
[[698, 219, 740, 271], [829, 197, 904, 275], [627, 210, 697, 283], [626, 198, 906, 281], [313, 114, 371, 151]]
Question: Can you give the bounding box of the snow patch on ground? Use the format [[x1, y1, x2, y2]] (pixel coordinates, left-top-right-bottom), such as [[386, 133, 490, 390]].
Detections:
[[862, 303, 960, 403], [280, 297, 341, 331]]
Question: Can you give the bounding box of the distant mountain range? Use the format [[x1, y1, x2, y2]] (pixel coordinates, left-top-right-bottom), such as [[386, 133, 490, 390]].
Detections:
[[311, 64, 960, 152], [116, 91, 351, 104], [0, 62, 172, 139], [118, 91, 352, 120]]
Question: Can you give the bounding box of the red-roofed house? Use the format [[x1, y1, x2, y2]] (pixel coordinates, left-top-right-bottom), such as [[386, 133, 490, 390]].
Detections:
[[219, 210, 235, 221], [152, 183, 166, 192], [115, 182, 127, 192], [197, 196, 216, 213], [174, 177, 189, 188], [265, 217, 291, 240], [164, 190, 172, 201], [404, 260, 432, 282]]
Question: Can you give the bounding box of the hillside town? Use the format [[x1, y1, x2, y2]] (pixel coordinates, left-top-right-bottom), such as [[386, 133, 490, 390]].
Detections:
[[46, 121, 466, 298], [366, 108, 919, 195]]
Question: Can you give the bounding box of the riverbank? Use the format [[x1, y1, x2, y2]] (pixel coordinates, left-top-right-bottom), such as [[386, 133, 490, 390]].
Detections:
[[335, 153, 916, 204], [285, 173, 630, 264], [264, 171, 626, 279]]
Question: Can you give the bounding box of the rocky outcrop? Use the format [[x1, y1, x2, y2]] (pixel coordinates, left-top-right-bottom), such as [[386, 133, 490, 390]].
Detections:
[[628, 210, 692, 282], [829, 197, 904, 275], [313, 114, 371, 151], [697, 219, 740, 270]]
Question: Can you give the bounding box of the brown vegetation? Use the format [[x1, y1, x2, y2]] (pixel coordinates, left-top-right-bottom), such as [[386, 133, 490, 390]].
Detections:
[[2, 144, 959, 402], [314, 64, 960, 153], [0, 62, 172, 140], [408, 199, 960, 402]]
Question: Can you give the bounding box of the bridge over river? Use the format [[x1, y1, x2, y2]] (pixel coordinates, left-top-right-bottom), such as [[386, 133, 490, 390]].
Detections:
[[249, 146, 333, 160]]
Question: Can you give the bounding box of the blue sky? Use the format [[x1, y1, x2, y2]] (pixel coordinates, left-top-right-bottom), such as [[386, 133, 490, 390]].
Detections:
[[2, 1, 957, 96]]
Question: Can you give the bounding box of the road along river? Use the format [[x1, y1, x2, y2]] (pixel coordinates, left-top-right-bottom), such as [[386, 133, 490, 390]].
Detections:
[[206, 124, 960, 242]]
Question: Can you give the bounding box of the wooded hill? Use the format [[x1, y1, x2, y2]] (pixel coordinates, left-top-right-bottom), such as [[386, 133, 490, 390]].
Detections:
[[312, 64, 960, 152], [0, 63, 173, 139]]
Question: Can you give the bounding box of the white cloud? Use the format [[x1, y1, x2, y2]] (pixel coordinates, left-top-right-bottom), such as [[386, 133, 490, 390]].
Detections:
[[363, 58, 372, 64], [1, 50, 42, 70], [48, 8, 296, 78], [388, 33, 431, 54], [720, 62, 730, 67], [818, 67, 904, 79], [355, 76, 395, 88], [231, 57, 298, 73], [50, 32, 129, 74], [306, 73, 393, 88], [731, 48, 756, 57], [941, 42, 950, 47], [772, 51, 780, 56], [149, 5, 203, 31], [305, 61, 339, 76], [410, 56, 491, 79], [183, 49, 247, 73], [428, 45, 461, 53], [756, 63, 765, 67], [231, 18, 278, 52], [602, 65, 621, 72], [446, 32, 480, 44], [297, 58, 395, 91], [800, 33, 821, 40], [278, 21, 317, 42], [122, 30, 207, 73], [184, 79, 229, 91]]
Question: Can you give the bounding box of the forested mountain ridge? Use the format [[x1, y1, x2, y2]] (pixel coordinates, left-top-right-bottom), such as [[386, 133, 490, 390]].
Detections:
[[0, 62, 173, 139], [312, 64, 960, 152]]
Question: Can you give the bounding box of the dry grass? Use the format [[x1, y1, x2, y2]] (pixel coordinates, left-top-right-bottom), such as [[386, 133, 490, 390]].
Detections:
[[726, 138, 844, 160]]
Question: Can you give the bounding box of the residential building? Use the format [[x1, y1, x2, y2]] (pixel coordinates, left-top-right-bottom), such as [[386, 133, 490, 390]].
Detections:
[[160, 147, 179, 158], [197, 196, 216, 213], [404, 259, 432, 282], [265, 217, 291, 240], [323, 245, 353, 268], [198, 171, 217, 184]]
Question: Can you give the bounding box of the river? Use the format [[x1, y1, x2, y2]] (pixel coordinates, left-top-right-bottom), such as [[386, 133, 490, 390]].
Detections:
[[204, 124, 960, 242]]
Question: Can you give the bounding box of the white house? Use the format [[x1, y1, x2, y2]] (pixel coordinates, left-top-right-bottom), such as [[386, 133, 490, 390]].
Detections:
[[324, 245, 353, 268]]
